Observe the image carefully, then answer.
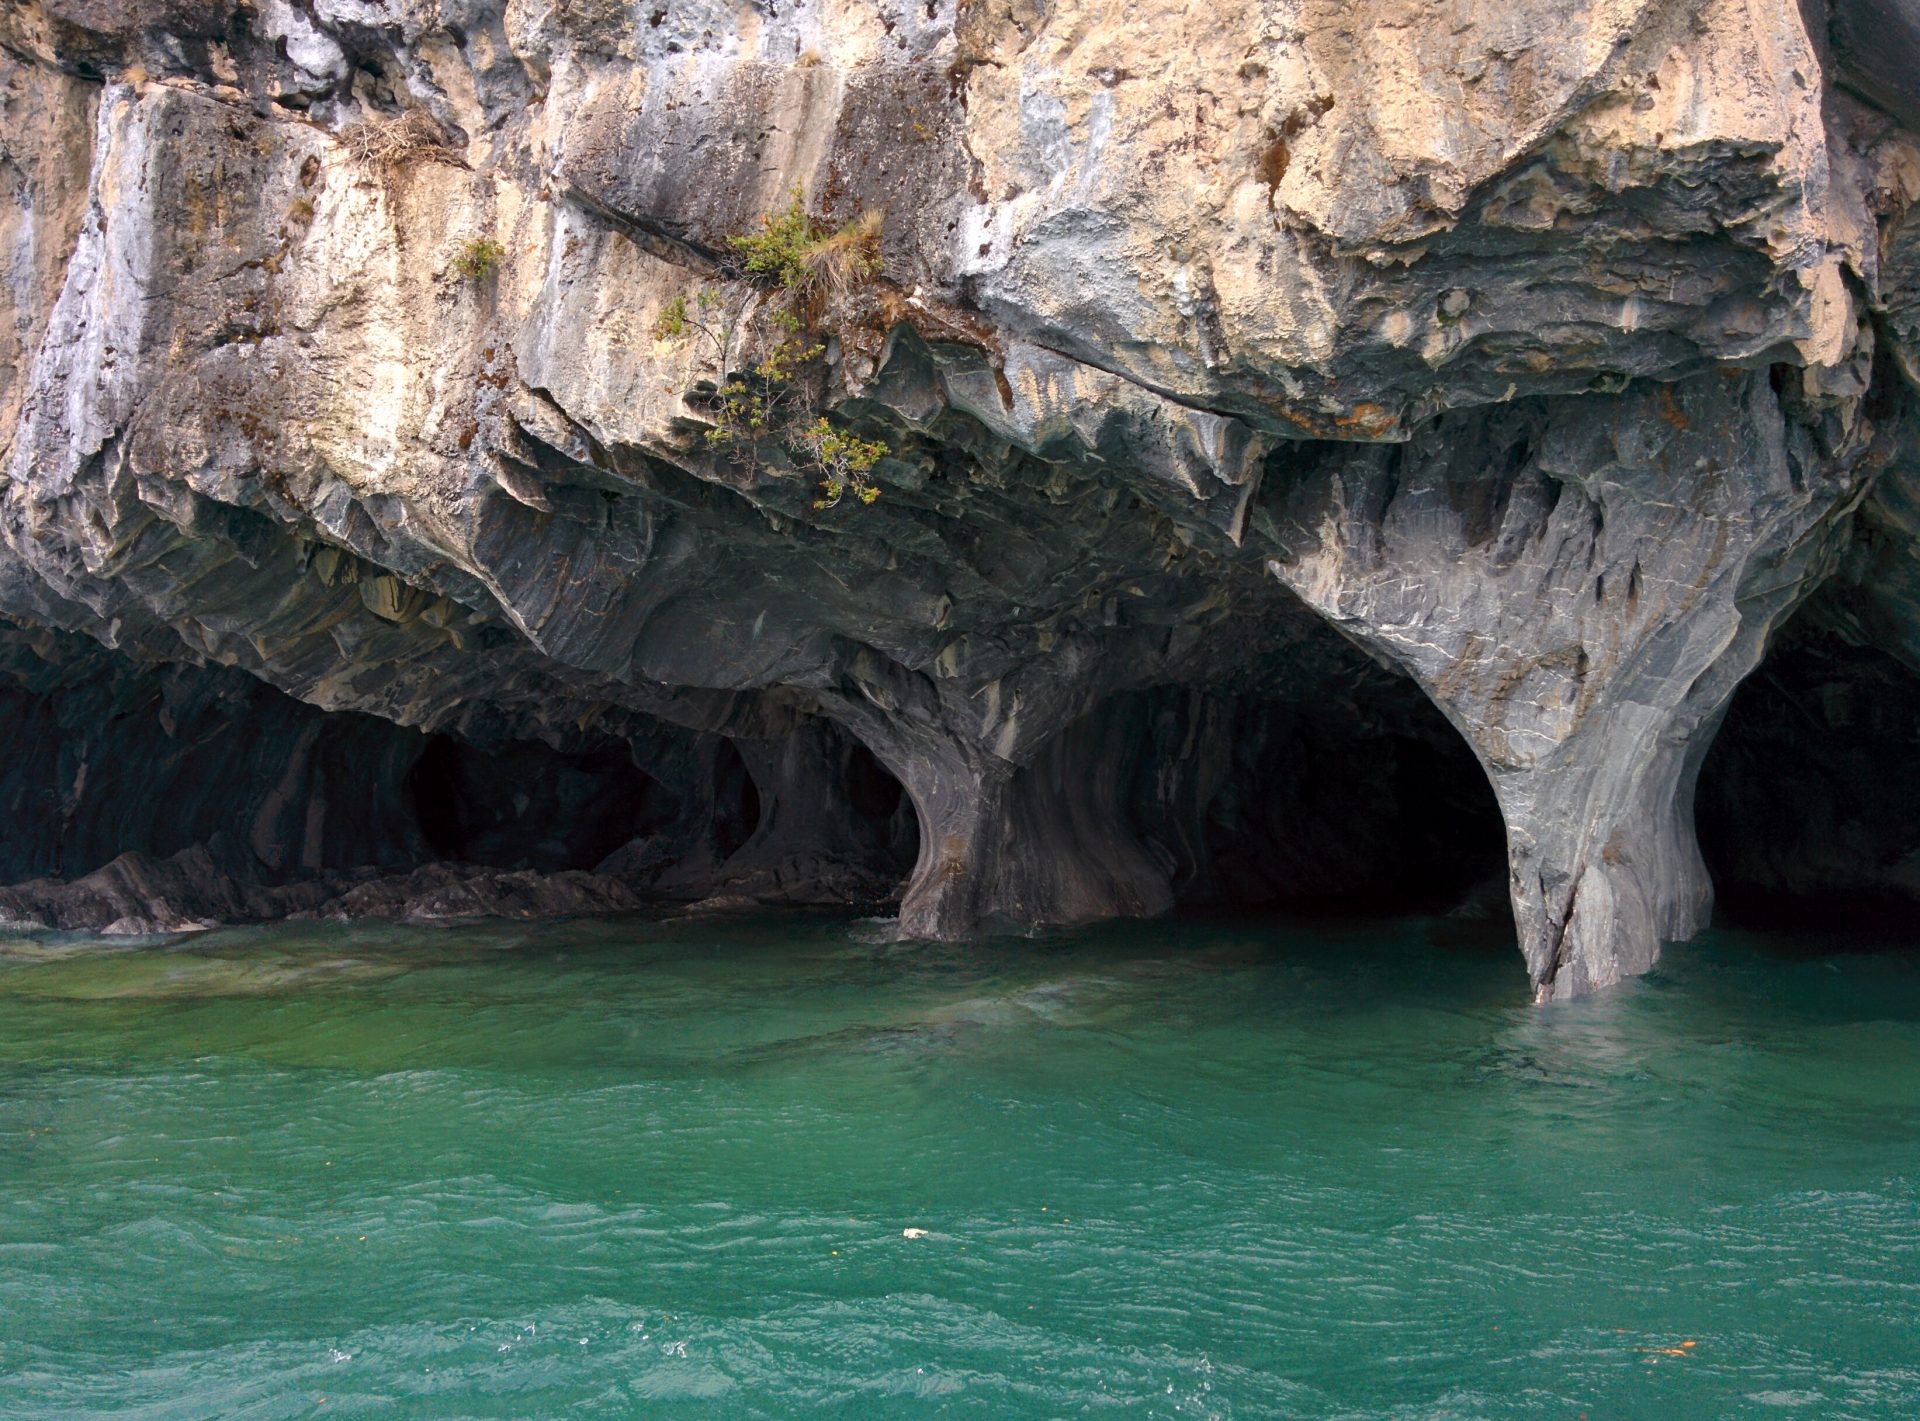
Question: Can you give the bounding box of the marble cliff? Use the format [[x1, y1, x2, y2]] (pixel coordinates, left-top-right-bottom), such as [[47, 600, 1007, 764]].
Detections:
[[3, 0, 1919, 998]]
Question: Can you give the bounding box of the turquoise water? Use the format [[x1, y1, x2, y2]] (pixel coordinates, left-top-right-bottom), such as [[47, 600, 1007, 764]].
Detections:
[[0, 914, 1915, 1420]]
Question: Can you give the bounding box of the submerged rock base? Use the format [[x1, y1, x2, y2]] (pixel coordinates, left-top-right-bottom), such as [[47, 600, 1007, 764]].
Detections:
[[3, 1, 1920, 994]]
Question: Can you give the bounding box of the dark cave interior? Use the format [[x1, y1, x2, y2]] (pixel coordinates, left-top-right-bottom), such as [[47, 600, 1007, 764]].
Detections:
[[1697, 620, 1920, 933], [1177, 690, 1510, 918], [3, 612, 1917, 944], [406, 734, 679, 873]]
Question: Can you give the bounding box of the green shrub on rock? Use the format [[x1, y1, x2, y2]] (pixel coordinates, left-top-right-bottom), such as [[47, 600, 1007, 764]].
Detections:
[[452, 237, 505, 281], [651, 194, 891, 508]]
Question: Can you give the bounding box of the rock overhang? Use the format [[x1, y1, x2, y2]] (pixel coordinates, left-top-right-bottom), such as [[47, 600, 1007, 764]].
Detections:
[[0, 0, 1916, 992]]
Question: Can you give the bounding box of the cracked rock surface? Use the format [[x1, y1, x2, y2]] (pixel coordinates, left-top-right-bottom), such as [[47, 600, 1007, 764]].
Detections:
[[1, 0, 1919, 994]]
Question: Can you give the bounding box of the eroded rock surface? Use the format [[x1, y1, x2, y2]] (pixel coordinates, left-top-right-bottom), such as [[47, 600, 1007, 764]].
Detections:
[[1, 0, 1918, 993]]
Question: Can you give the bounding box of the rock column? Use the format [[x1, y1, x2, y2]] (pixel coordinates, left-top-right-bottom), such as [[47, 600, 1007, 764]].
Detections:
[[707, 718, 916, 905], [819, 656, 1176, 940], [1268, 372, 1868, 998]]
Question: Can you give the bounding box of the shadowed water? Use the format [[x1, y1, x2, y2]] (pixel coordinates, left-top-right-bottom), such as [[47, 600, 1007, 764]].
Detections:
[[0, 913, 1915, 1419]]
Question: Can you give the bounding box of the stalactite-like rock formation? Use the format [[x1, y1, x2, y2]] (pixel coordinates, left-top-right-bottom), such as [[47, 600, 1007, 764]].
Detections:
[[1, 0, 1918, 994]]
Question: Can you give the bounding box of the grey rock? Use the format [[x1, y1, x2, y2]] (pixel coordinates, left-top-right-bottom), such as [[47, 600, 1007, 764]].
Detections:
[[0, 846, 647, 933], [0, 0, 1916, 998], [1264, 372, 1873, 998]]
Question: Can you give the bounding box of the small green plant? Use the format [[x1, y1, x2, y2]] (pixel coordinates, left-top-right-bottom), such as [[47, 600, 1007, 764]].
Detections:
[[703, 309, 824, 466], [453, 236, 505, 280], [651, 193, 890, 505], [726, 189, 883, 300], [726, 190, 819, 290], [795, 417, 887, 507], [653, 294, 690, 341]]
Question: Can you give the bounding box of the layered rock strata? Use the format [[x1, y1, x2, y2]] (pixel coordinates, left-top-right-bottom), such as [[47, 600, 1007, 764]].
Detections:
[[1, 0, 1918, 995]]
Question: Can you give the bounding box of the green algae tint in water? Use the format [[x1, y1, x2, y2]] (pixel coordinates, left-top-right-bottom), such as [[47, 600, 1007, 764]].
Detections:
[[0, 916, 1916, 1420]]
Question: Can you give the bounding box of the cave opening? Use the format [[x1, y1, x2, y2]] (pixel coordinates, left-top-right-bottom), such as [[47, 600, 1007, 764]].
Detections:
[[712, 739, 763, 864], [0, 626, 441, 887], [1696, 623, 1920, 935], [844, 743, 920, 879], [846, 742, 905, 825], [711, 728, 919, 906], [1134, 682, 1511, 922], [407, 735, 679, 873], [1030, 661, 1516, 939]]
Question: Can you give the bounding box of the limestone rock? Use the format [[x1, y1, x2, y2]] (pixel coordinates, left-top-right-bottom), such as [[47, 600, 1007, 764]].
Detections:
[[0, 0, 1916, 995]]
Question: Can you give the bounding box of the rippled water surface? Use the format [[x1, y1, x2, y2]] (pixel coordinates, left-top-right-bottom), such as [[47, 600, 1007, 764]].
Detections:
[[1, 914, 1916, 1419]]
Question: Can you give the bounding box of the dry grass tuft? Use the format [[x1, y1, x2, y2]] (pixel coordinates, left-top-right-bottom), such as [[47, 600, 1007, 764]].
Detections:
[[802, 209, 884, 299]]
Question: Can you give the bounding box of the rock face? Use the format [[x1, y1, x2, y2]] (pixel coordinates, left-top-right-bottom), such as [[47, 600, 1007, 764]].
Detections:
[[1, 0, 1918, 995]]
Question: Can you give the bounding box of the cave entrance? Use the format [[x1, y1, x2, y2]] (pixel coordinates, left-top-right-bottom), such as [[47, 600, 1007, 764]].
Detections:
[[1696, 623, 1920, 934], [407, 735, 678, 872], [714, 727, 918, 905], [1123, 677, 1510, 925], [845, 742, 920, 880], [1190, 690, 1503, 918], [712, 739, 764, 865]]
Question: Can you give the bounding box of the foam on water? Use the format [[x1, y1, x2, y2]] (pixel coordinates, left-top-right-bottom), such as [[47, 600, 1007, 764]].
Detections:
[[0, 913, 1916, 1418]]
